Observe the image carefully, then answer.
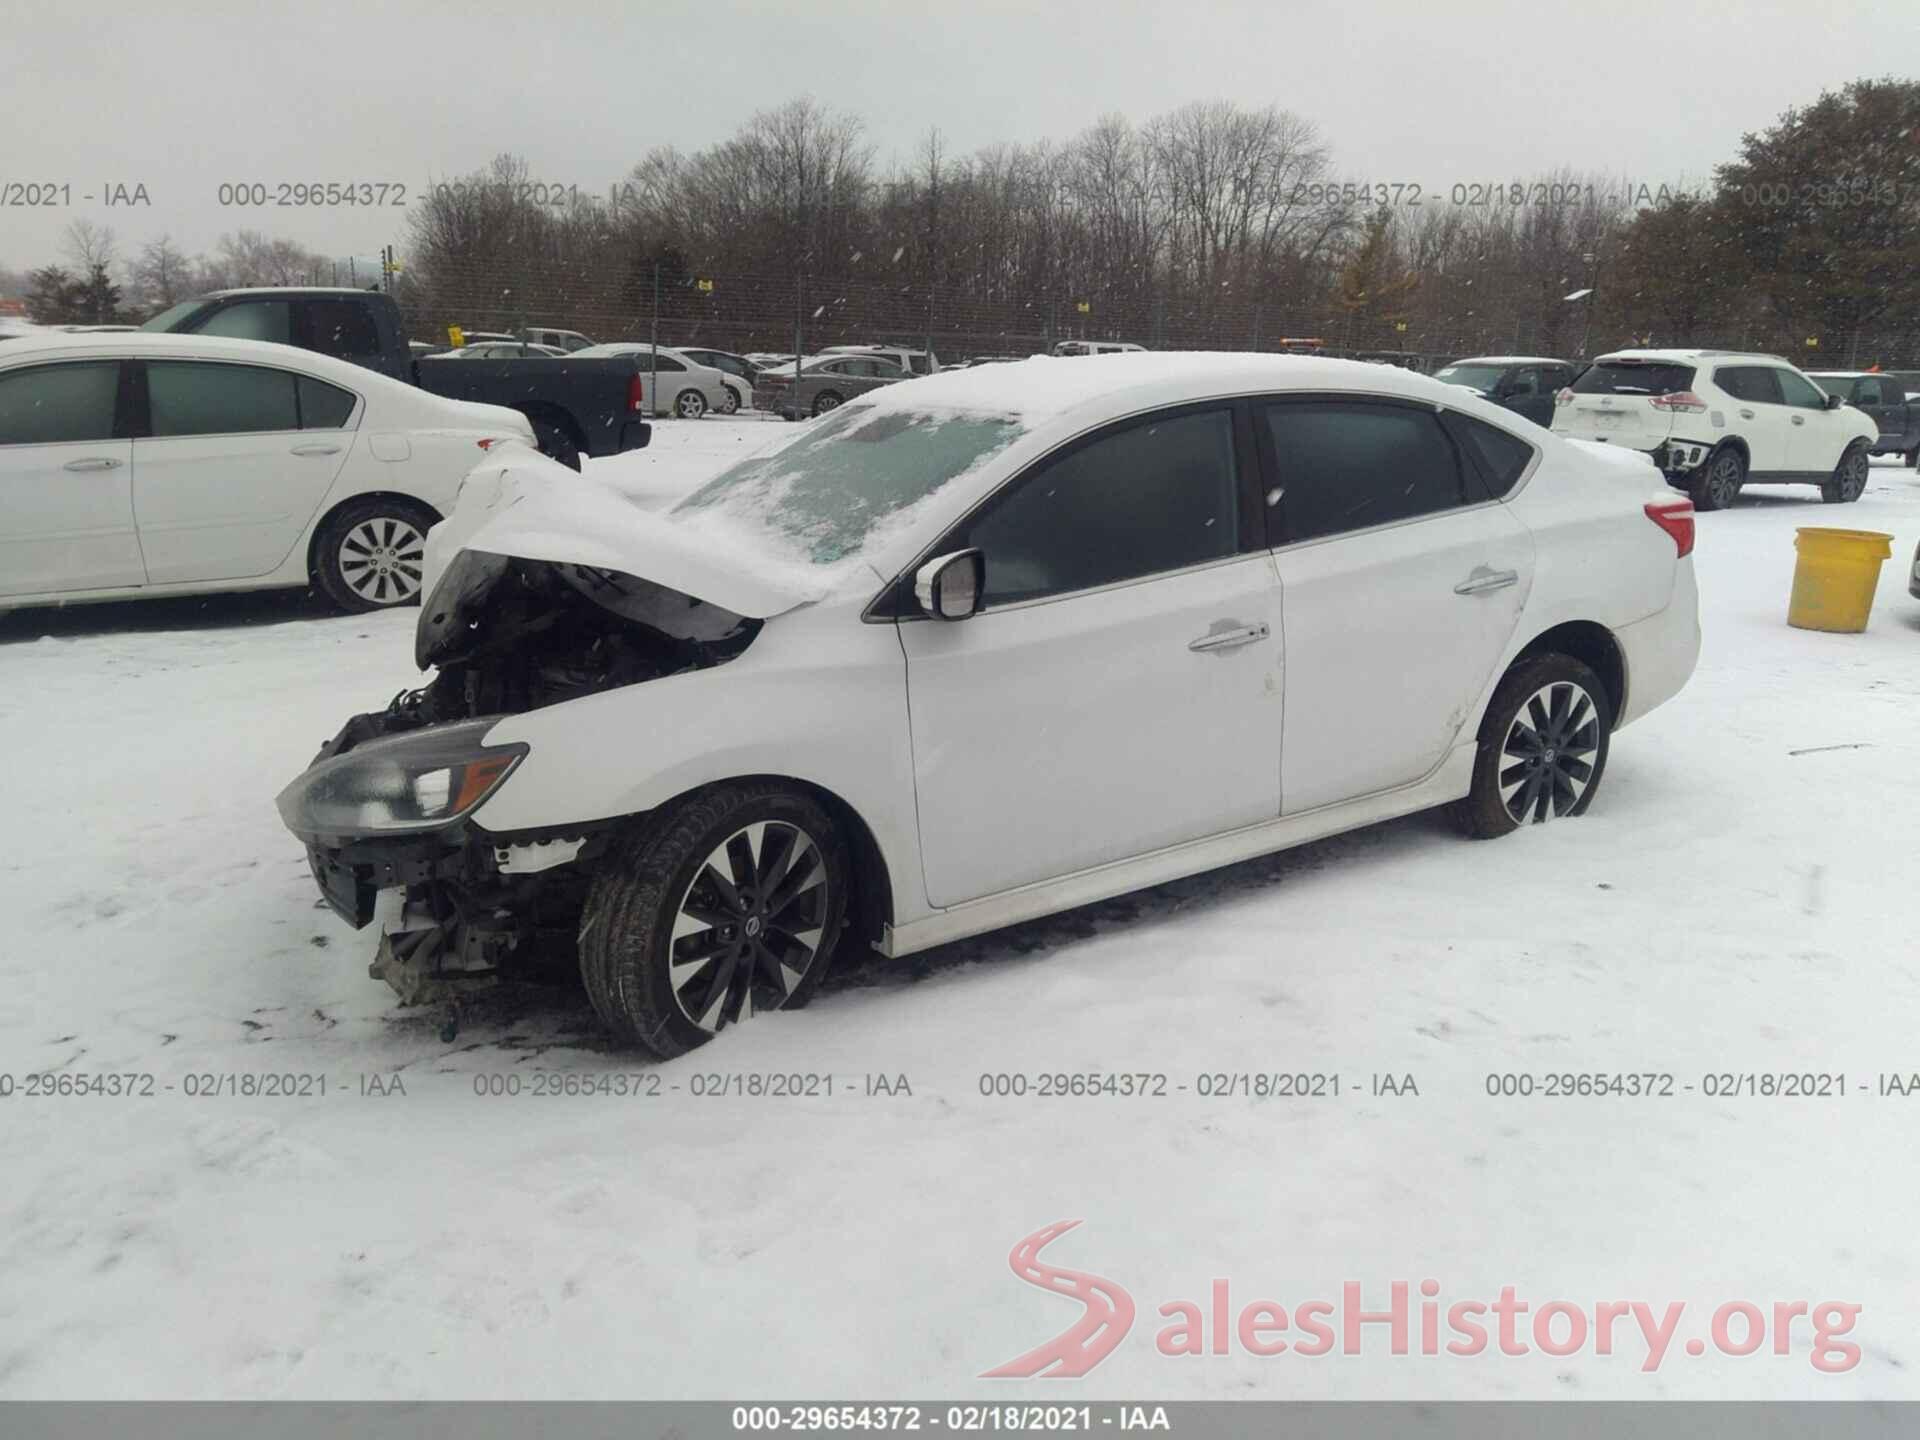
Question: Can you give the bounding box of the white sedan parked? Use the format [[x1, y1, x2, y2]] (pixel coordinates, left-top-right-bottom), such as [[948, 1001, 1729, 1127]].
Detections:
[[568, 344, 740, 418], [278, 353, 1701, 1056], [0, 333, 536, 614]]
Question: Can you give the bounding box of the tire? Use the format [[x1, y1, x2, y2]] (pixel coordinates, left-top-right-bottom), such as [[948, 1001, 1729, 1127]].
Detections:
[[1822, 442, 1869, 503], [1904, 445, 1917, 469], [719, 384, 742, 416], [1689, 446, 1744, 511], [530, 418, 582, 472], [1448, 654, 1614, 841], [578, 781, 850, 1057], [675, 388, 708, 420], [811, 390, 844, 417], [312, 497, 437, 613]]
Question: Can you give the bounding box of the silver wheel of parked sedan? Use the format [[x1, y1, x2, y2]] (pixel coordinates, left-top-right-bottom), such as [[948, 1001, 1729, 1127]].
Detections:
[[676, 388, 708, 420], [339, 517, 427, 606]]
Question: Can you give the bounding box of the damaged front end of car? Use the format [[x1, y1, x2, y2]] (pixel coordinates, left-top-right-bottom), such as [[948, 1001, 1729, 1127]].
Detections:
[[277, 543, 765, 1006]]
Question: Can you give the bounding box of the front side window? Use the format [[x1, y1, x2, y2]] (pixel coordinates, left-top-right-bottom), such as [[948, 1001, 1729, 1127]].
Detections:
[[1264, 400, 1471, 544], [194, 301, 291, 344], [953, 408, 1240, 606], [1775, 369, 1827, 409], [0, 362, 120, 445], [146, 361, 299, 437]]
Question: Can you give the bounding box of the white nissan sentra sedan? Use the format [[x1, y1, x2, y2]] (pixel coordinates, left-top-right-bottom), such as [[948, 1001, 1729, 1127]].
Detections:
[[0, 332, 536, 614], [277, 352, 1701, 1056]]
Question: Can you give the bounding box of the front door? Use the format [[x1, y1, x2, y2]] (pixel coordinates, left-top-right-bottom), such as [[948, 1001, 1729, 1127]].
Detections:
[[900, 405, 1282, 908]]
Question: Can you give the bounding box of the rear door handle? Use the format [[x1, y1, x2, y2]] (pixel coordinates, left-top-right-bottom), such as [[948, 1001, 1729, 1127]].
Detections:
[[291, 443, 343, 456], [1791, 415, 1805, 426], [1739, 408, 1754, 419], [1454, 567, 1519, 595], [62, 457, 122, 472], [1188, 621, 1270, 653]]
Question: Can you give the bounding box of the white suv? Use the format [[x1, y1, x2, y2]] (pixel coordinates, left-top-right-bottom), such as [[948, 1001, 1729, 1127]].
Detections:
[[1552, 349, 1877, 510]]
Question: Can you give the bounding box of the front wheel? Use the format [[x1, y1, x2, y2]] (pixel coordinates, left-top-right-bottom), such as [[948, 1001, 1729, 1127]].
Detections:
[[1449, 654, 1613, 840], [675, 388, 708, 420], [578, 782, 850, 1057], [1822, 442, 1869, 503], [719, 385, 742, 415], [312, 497, 435, 612], [1689, 446, 1744, 511]]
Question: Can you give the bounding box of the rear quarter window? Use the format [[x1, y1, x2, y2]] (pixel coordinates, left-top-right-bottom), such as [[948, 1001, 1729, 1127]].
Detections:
[[1445, 412, 1536, 498]]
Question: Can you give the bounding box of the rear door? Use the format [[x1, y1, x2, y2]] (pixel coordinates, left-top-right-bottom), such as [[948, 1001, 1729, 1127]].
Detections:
[[1261, 396, 1534, 814], [0, 359, 143, 596], [131, 360, 355, 583]]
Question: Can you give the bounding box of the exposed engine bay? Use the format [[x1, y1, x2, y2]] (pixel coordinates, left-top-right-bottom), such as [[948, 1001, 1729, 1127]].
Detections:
[[302, 551, 762, 1013]]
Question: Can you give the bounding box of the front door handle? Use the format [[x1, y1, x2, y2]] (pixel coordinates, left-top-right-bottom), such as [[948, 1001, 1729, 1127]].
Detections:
[[291, 443, 343, 456], [1739, 408, 1755, 419], [1454, 567, 1519, 596], [62, 457, 122, 472], [1188, 621, 1270, 653], [1791, 415, 1805, 426]]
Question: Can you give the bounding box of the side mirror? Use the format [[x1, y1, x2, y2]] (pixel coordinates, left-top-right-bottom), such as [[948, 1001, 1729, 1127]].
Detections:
[[1825, 392, 1845, 410], [914, 549, 985, 621]]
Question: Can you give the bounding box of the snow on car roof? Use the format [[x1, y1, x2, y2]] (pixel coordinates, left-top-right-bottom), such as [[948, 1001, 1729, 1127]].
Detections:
[[844, 350, 1463, 424], [1595, 348, 1789, 364], [1443, 355, 1568, 366]]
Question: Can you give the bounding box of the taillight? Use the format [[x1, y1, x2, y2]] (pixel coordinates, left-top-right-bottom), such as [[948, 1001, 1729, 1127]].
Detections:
[[1554, 387, 1575, 406], [1650, 391, 1707, 413], [628, 371, 646, 413], [1645, 498, 1695, 558]]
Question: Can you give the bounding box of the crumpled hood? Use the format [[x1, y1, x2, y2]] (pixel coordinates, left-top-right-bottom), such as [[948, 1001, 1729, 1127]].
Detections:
[[421, 450, 814, 622]]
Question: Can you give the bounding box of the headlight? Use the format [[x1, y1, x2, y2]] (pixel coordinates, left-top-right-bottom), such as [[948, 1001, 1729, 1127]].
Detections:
[[275, 718, 526, 839]]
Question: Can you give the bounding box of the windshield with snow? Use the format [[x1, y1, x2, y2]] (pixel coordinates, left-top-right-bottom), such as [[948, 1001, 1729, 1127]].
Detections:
[[671, 405, 1024, 564]]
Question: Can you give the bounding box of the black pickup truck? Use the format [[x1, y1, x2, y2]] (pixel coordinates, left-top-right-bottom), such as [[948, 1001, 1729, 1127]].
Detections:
[[141, 287, 649, 468], [1808, 371, 1920, 467]]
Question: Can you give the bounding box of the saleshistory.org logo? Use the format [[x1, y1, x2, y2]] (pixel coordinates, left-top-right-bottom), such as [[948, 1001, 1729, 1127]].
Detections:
[[982, 1222, 1863, 1377]]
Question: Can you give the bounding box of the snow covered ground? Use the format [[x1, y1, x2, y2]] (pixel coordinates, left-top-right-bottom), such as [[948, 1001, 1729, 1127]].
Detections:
[[2, 423, 1918, 1401]]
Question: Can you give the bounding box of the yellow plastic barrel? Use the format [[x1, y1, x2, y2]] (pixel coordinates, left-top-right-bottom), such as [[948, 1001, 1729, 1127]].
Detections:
[[1787, 527, 1894, 633]]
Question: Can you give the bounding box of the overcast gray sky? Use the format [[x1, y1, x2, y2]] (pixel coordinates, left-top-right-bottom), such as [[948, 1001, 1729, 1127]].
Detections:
[[4, 0, 1916, 273]]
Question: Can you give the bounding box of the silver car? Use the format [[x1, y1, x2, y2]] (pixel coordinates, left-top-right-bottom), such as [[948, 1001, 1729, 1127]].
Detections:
[[755, 353, 910, 419]]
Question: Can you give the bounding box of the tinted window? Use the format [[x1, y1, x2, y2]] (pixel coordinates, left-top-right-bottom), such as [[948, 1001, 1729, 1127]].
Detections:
[[1717, 367, 1782, 404], [1775, 369, 1827, 409], [908, 355, 930, 374], [147, 362, 299, 436], [298, 375, 357, 428], [1853, 378, 1884, 407], [1507, 367, 1543, 396], [0, 362, 120, 444], [195, 301, 291, 344], [1572, 361, 1695, 396], [957, 408, 1239, 605], [304, 300, 382, 358], [650, 355, 686, 372], [1449, 412, 1535, 497], [1265, 401, 1469, 543]]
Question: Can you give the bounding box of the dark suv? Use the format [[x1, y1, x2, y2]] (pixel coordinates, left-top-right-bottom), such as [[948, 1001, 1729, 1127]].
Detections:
[[1431, 356, 1576, 427]]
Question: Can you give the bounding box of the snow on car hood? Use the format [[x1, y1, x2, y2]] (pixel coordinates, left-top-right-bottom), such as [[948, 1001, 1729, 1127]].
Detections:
[[421, 449, 815, 621]]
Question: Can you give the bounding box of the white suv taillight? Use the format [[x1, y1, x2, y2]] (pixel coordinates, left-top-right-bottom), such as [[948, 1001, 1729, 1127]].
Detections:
[[1649, 391, 1707, 413], [1645, 498, 1695, 558]]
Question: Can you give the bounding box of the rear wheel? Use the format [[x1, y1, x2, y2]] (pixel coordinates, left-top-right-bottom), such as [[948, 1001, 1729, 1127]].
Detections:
[[578, 782, 849, 1057], [1689, 446, 1744, 511], [1449, 654, 1613, 840], [312, 497, 435, 612], [530, 418, 581, 471], [675, 388, 708, 420], [811, 391, 844, 417], [1822, 442, 1869, 503], [1905, 444, 1917, 469]]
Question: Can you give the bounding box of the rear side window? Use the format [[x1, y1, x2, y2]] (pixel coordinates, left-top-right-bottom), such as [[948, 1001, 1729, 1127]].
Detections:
[[0, 362, 120, 444], [958, 408, 1240, 605], [303, 301, 382, 358], [1716, 367, 1783, 404], [147, 361, 299, 436], [649, 355, 686, 372], [1573, 361, 1695, 396], [298, 375, 357, 429], [195, 301, 291, 344], [1853, 378, 1884, 407], [1264, 400, 1471, 543], [1446, 412, 1535, 497], [908, 355, 930, 374]]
